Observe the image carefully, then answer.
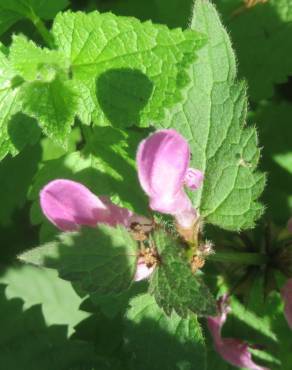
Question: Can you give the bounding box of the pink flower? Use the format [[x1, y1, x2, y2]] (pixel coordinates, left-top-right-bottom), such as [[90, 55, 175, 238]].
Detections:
[[40, 179, 154, 281], [134, 257, 155, 281], [281, 279, 292, 329], [136, 129, 203, 228], [207, 295, 270, 370]]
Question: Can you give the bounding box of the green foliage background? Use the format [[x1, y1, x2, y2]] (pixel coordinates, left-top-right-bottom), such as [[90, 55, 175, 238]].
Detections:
[[0, 0, 292, 369]]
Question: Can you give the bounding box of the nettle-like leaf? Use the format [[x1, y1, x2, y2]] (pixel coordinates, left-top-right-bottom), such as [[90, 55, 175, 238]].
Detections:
[[0, 45, 22, 159], [0, 0, 69, 36], [149, 230, 216, 317], [125, 293, 206, 370], [0, 284, 104, 370], [19, 225, 138, 295], [159, 0, 265, 231], [9, 35, 67, 82], [51, 10, 205, 127], [8, 35, 78, 146], [217, 0, 292, 101], [0, 264, 89, 335]]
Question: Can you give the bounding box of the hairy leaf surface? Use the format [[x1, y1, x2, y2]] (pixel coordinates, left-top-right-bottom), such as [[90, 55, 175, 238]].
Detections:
[[125, 293, 207, 370], [149, 230, 216, 317], [19, 225, 138, 295], [160, 0, 265, 230]]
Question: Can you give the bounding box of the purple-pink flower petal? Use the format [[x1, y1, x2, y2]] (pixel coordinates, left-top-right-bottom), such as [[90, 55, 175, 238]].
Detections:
[[136, 129, 200, 227], [137, 129, 190, 198], [134, 257, 155, 281], [207, 295, 270, 370], [281, 278, 292, 329], [184, 168, 204, 190], [40, 179, 132, 231]]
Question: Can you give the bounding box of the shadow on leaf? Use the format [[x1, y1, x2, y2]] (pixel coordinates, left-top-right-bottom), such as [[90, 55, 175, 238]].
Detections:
[[96, 68, 153, 128]]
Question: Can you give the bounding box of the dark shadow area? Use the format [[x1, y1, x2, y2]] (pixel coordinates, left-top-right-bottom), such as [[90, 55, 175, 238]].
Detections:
[[218, 1, 292, 102], [124, 317, 205, 370], [8, 113, 41, 151], [74, 290, 206, 370], [275, 76, 292, 103], [0, 284, 103, 370], [0, 205, 39, 265], [254, 102, 292, 224], [0, 141, 42, 267], [92, 0, 193, 29], [0, 19, 42, 47], [96, 68, 153, 128]]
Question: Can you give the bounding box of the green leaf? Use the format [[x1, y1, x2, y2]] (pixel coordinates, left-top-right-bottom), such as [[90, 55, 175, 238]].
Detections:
[[160, 0, 265, 231], [217, 0, 292, 101], [19, 225, 138, 295], [0, 0, 69, 36], [0, 284, 105, 370], [0, 264, 89, 335], [9, 35, 67, 82], [1, 36, 76, 153], [125, 293, 206, 370], [149, 230, 216, 317], [19, 76, 78, 146], [52, 10, 205, 127], [0, 44, 42, 159], [0, 45, 22, 159]]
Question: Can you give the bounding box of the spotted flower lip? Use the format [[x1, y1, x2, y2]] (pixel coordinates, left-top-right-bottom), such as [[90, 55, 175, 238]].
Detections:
[[136, 129, 203, 228], [207, 295, 270, 370], [40, 178, 154, 281], [281, 278, 292, 329]]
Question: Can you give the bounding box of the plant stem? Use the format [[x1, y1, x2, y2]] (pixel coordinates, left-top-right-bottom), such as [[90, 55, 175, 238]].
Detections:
[[31, 16, 54, 48], [208, 251, 268, 265]]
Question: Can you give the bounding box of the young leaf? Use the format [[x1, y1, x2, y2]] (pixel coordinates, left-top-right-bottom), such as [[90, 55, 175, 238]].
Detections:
[[19, 225, 138, 295], [125, 293, 207, 370], [160, 0, 265, 231], [19, 77, 78, 146], [0, 0, 69, 36], [0, 45, 23, 159], [149, 230, 216, 317], [9, 35, 67, 82], [52, 10, 205, 127]]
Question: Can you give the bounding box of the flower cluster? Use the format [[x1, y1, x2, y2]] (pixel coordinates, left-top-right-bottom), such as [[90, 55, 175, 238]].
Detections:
[[39, 128, 292, 369], [40, 129, 203, 281]]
